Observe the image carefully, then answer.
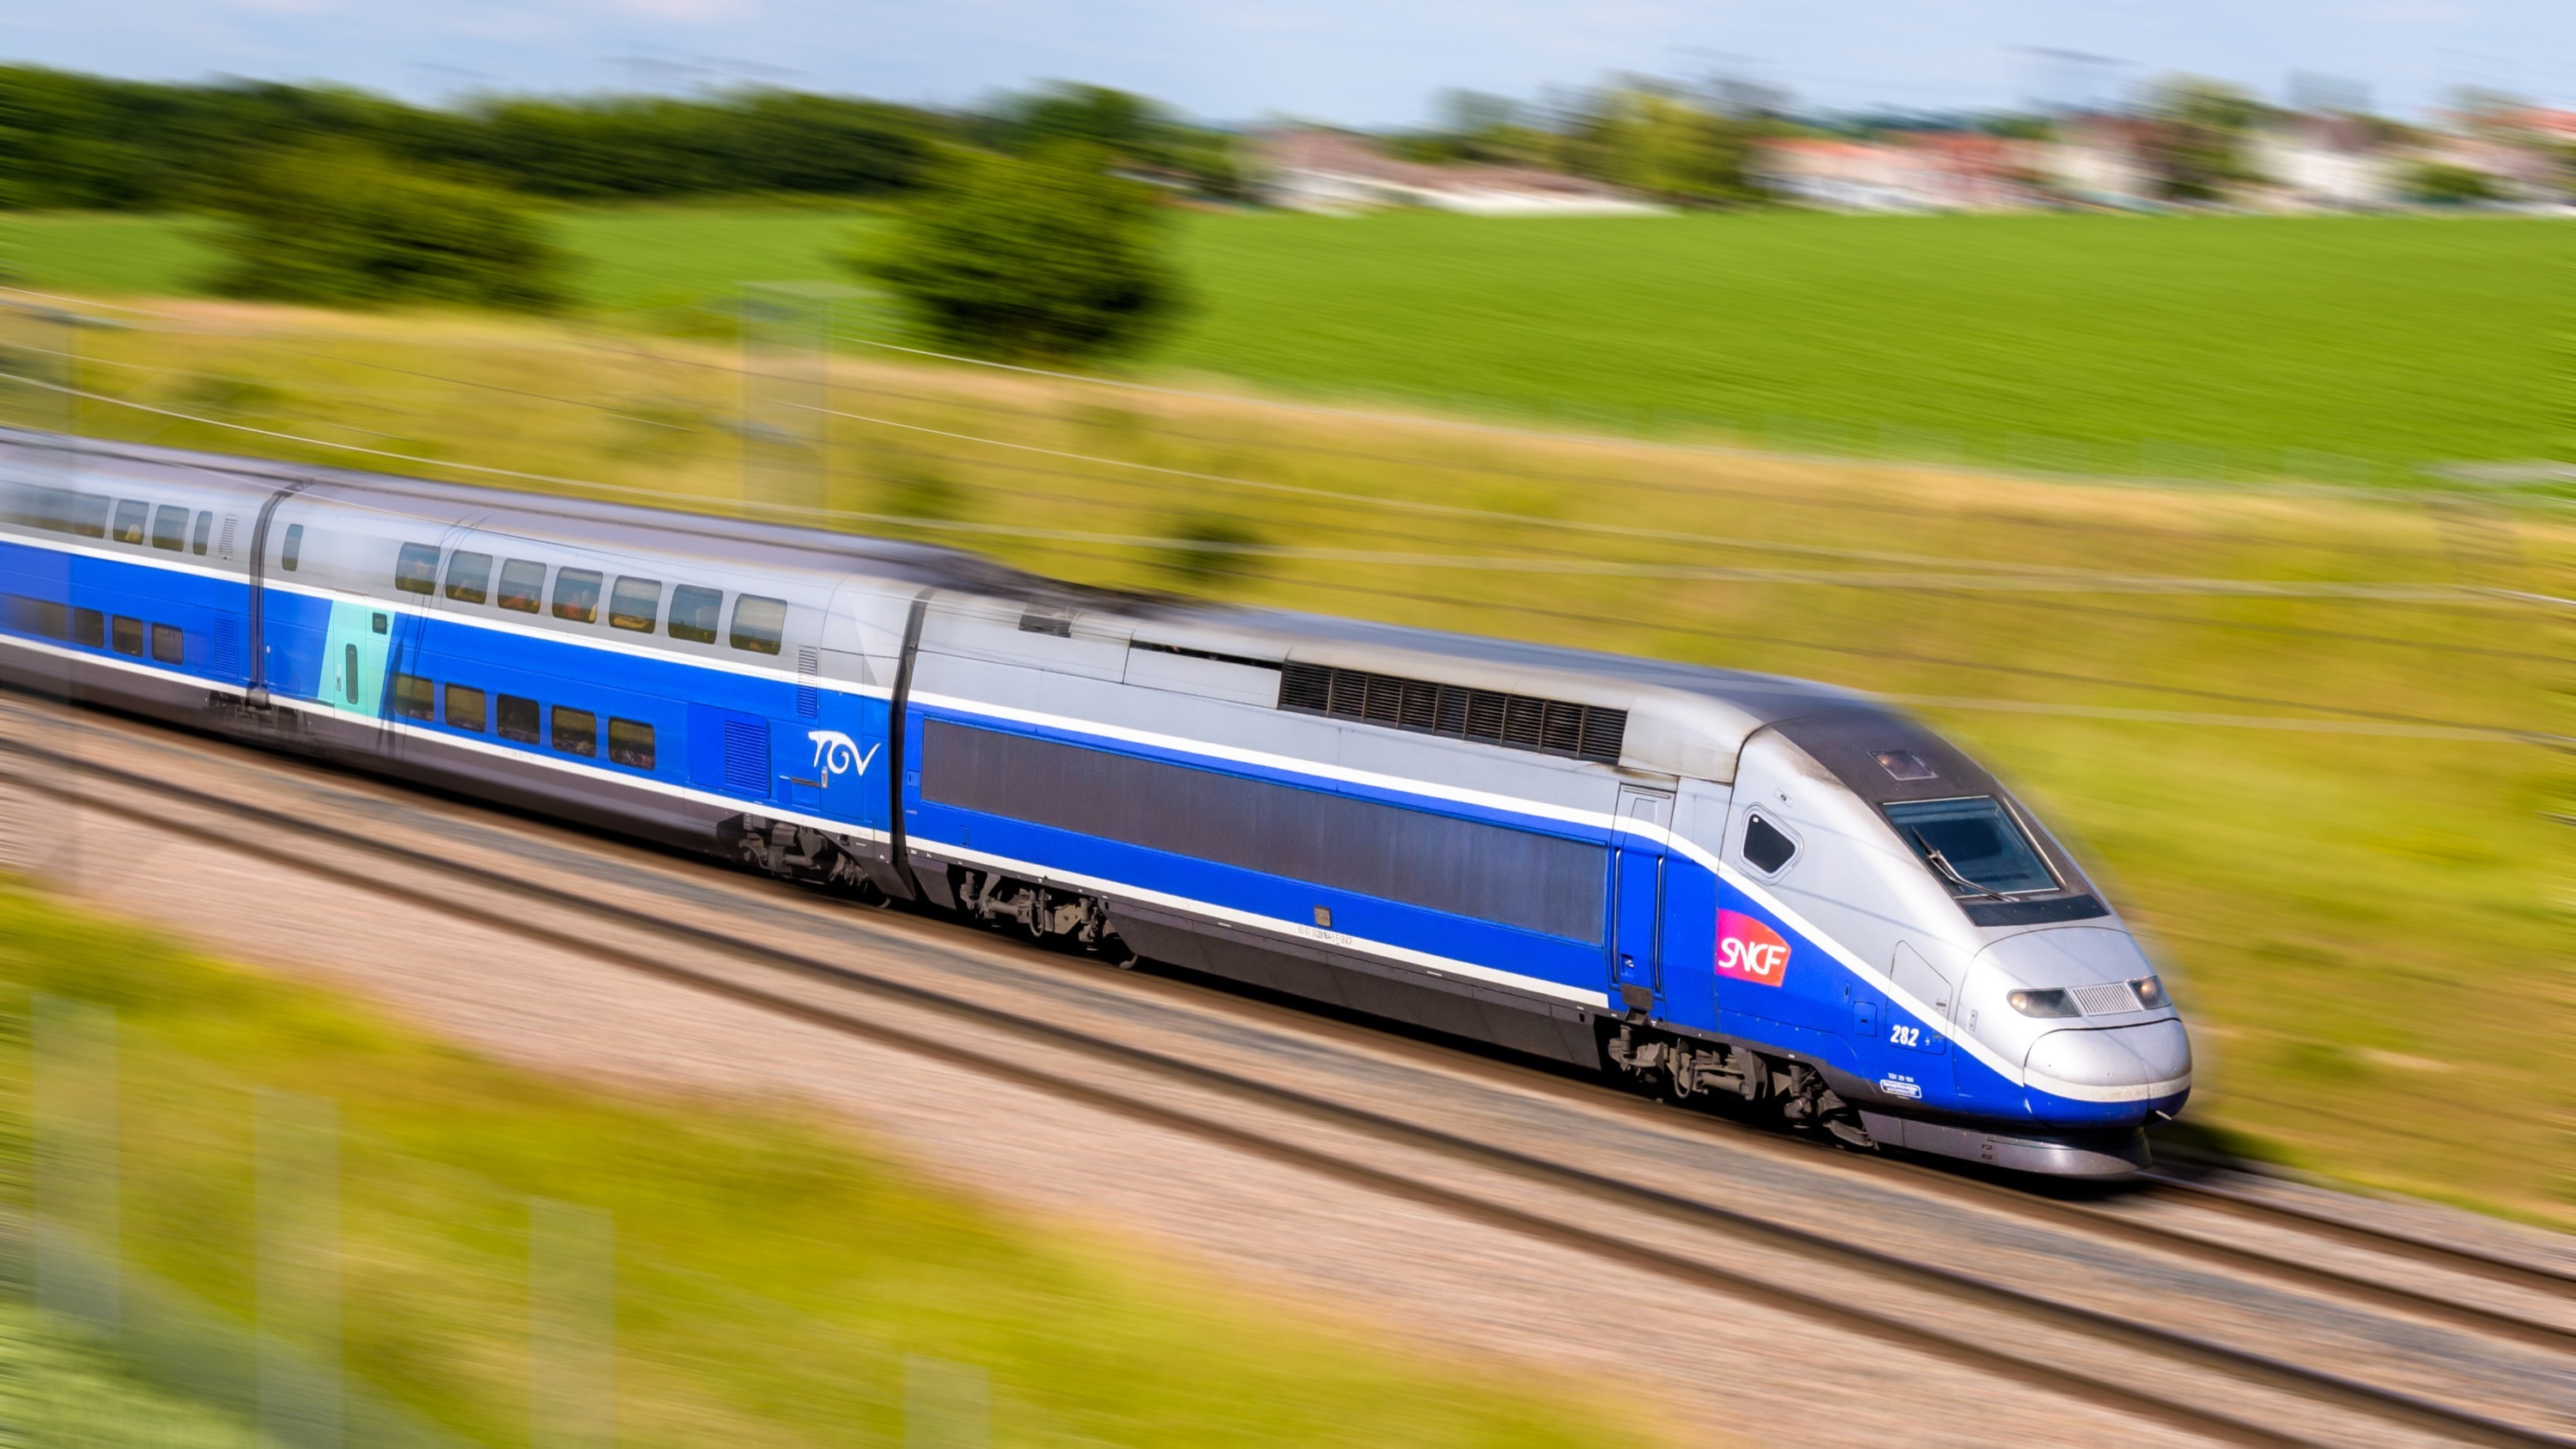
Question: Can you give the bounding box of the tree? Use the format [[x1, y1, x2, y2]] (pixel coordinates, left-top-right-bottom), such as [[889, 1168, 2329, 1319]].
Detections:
[[851, 144, 1183, 364], [1560, 82, 1763, 205], [206, 144, 568, 311], [975, 82, 1245, 200], [2143, 76, 2266, 202], [2404, 161, 2502, 205]]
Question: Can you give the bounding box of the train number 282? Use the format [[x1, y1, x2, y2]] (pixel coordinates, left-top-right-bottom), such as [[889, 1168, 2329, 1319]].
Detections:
[[1889, 1024, 1922, 1048]]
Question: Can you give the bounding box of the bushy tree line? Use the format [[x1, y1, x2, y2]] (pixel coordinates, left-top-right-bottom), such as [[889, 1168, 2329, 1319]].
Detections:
[[0, 65, 945, 210], [1386, 81, 1786, 206]]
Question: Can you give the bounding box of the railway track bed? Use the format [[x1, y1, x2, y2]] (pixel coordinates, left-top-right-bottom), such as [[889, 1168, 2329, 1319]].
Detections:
[[3, 693, 2570, 1449]]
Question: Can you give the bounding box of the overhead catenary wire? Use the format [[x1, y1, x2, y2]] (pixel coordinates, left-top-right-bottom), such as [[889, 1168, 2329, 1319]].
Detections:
[[40, 332, 2559, 661], [13, 370, 2557, 610], [1, 399, 2559, 746]]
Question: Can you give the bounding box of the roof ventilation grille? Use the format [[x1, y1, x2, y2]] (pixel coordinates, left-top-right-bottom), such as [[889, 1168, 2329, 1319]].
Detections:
[[1279, 661, 1625, 764]]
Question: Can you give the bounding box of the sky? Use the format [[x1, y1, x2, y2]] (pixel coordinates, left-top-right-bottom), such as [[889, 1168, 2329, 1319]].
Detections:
[[7, 0, 2569, 124]]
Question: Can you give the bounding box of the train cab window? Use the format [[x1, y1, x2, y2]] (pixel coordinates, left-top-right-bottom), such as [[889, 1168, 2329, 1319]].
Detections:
[[392, 673, 435, 720], [1883, 797, 2057, 897], [550, 705, 598, 757], [443, 551, 491, 605], [280, 524, 305, 572], [607, 717, 655, 769], [496, 694, 539, 744], [191, 510, 212, 556], [394, 542, 440, 594], [445, 684, 488, 733], [495, 559, 545, 613], [667, 585, 721, 644], [729, 594, 787, 654], [111, 615, 143, 656], [1742, 813, 1797, 874], [149, 624, 183, 665], [551, 569, 602, 624], [608, 577, 660, 633], [112, 500, 147, 545], [72, 608, 103, 648], [151, 505, 189, 551]]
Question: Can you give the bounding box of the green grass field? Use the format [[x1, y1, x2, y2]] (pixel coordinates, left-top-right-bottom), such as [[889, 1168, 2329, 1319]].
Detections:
[[0, 885, 1637, 1448], [1, 205, 2559, 480]]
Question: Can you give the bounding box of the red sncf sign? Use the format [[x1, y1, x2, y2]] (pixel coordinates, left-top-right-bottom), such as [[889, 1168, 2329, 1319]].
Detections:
[[1716, 910, 1791, 988]]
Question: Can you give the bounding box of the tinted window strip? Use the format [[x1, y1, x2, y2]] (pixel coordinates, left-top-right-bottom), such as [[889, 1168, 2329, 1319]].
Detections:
[[1277, 662, 1625, 764], [922, 721, 1606, 943]]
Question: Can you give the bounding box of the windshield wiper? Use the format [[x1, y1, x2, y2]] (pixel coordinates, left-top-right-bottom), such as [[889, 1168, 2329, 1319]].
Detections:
[[1912, 831, 2009, 901]]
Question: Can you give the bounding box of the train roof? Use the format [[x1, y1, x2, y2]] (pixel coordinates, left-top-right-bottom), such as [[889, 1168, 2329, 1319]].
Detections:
[[13, 429, 1913, 781]]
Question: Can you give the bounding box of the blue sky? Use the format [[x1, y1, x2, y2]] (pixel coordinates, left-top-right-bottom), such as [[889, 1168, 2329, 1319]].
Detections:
[[9, 0, 2567, 123]]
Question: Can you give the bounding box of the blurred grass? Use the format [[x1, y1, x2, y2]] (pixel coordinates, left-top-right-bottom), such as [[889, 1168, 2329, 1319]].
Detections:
[[1, 207, 2559, 479], [19, 305, 2572, 1229], [0, 1299, 266, 1447], [0, 883, 1640, 1448]]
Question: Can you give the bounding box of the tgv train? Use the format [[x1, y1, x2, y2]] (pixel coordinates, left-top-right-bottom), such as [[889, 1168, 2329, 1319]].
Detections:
[[0, 431, 2190, 1176]]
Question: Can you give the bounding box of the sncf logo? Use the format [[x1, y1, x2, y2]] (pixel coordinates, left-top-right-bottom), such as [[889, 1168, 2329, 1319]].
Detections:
[[1716, 910, 1790, 988]]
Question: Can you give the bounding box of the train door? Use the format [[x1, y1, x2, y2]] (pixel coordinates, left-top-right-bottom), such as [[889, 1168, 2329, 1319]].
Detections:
[[1610, 785, 1673, 1013], [319, 601, 393, 726]]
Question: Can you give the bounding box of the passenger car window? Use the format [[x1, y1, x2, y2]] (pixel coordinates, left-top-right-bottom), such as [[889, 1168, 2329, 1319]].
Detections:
[[111, 615, 143, 655], [443, 551, 492, 604], [550, 705, 598, 757], [280, 524, 304, 571], [497, 694, 539, 743], [729, 594, 787, 654], [150, 623, 183, 664], [70, 496, 108, 538], [445, 684, 487, 733], [392, 673, 435, 720], [72, 608, 103, 647], [394, 542, 440, 594], [112, 500, 147, 545], [551, 569, 602, 623], [1883, 797, 2057, 897], [608, 577, 660, 633], [151, 505, 189, 551], [1741, 813, 1797, 874], [496, 559, 545, 613], [607, 717, 655, 769], [667, 584, 721, 644], [191, 510, 212, 555]]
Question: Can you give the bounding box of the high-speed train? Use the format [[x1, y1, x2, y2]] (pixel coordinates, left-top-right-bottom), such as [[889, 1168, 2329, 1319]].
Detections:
[[0, 430, 2190, 1176]]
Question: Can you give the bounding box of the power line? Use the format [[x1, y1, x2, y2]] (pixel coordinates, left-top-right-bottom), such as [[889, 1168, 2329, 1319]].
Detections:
[[1141, 559, 2565, 744], [4, 373, 2561, 614]]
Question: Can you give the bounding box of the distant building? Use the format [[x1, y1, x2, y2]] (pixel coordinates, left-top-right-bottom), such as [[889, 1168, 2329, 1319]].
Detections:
[[2250, 114, 2397, 210], [1255, 130, 1668, 216], [2044, 115, 2160, 208], [1753, 133, 2041, 211]]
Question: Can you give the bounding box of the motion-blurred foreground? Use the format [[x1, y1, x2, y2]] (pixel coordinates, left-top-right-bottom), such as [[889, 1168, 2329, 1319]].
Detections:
[[0, 50, 2568, 1449]]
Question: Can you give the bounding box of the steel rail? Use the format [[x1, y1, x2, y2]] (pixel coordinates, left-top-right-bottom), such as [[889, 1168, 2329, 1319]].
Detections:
[[2137, 1172, 2576, 1303], [3, 726, 2567, 1449]]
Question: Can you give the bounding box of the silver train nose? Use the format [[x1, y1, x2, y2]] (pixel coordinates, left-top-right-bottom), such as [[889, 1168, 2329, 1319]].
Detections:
[[1964, 926, 2195, 1104]]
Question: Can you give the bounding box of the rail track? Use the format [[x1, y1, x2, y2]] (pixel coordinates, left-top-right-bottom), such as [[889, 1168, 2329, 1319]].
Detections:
[[3, 696, 2569, 1449]]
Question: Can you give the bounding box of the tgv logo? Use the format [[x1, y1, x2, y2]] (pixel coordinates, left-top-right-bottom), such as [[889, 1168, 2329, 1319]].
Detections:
[[1716, 910, 1790, 988], [806, 729, 882, 783]]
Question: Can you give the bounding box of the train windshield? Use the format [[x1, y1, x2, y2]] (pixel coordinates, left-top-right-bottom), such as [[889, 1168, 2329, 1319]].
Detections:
[[1883, 797, 2057, 897]]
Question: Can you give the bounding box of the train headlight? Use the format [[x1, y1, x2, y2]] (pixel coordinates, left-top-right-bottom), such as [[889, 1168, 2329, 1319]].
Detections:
[[2006, 988, 2081, 1019], [2130, 975, 2166, 1009]]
